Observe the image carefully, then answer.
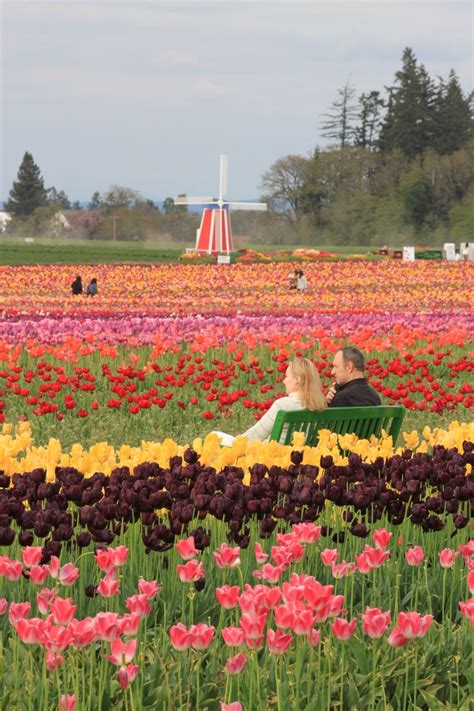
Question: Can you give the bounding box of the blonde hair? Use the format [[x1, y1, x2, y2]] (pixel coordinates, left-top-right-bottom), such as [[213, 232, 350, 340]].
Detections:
[[289, 357, 327, 412]]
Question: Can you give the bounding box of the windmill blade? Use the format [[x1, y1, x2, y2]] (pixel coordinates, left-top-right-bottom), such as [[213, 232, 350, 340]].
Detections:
[[227, 201, 267, 211], [219, 154, 228, 200], [173, 196, 214, 205]]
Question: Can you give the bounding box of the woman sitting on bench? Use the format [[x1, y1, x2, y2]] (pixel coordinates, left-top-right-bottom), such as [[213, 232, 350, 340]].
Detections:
[[214, 357, 327, 445]]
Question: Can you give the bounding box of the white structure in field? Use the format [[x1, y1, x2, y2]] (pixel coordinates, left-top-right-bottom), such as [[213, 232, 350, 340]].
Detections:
[[402, 246, 415, 261], [0, 212, 12, 232], [174, 154, 267, 255]]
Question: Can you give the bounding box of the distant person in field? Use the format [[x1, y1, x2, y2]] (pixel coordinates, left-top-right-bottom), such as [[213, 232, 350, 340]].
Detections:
[[327, 346, 381, 407], [86, 278, 98, 297], [296, 270, 308, 292], [288, 269, 298, 290], [71, 276, 83, 296]]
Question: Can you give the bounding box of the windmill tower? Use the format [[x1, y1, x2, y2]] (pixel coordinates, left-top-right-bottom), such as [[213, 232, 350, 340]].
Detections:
[[174, 154, 267, 255]]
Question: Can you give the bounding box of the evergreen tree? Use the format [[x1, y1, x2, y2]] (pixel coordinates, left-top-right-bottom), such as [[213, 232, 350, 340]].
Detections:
[[5, 151, 48, 216], [88, 191, 102, 211], [433, 70, 473, 154], [355, 91, 384, 150], [47, 187, 71, 209], [379, 47, 437, 158], [321, 82, 358, 148]]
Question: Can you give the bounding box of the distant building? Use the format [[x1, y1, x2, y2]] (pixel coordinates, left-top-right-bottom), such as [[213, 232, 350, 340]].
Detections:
[[0, 212, 12, 232]]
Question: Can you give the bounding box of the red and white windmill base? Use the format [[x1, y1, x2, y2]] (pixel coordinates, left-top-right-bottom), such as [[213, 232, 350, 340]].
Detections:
[[174, 154, 267, 255]]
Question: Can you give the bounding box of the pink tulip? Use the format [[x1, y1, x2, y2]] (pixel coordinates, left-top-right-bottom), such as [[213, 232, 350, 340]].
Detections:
[[117, 663, 139, 690], [405, 546, 425, 566], [93, 612, 121, 641], [290, 608, 315, 636], [254, 543, 269, 564], [306, 628, 321, 646], [274, 604, 295, 630], [137, 578, 160, 600], [95, 549, 115, 575], [458, 540, 474, 559], [97, 575, 121, 598], [59, 563, 80, 586], [221, 627, 245, 647], [215, 585, 240, 609], [225, 652, 248, 674], [21, 546, 43, 568], [387, 627, 408, 647], [45, 651, 64, 670], [459, 598, 474, 626], [220, 703, 243, 711], [438, 548, 459, 568], [110, 546, 128, 568], [468, 571, 474, 594], [169, 623, 192, 651], [70, 618, 96, 648], [28, 565, 50, 585], [373, 528, 392, 550], [331, 618, 357, 640], [9, 602, 32, 625], [125, 594, 152, 617], [189, 623, 215, 650], [213, 543, 241, 570], [107, 638, 137, 666], [266, 628, 293, 654], [397, 612, 433, 639], [119, 613, 142, 637], [176, 536, 199, 560], [36, 588, 57, 615], [362, 607, 391, 638], [60, 694, 75, 711], [253, 563, 284, 584], [320, 548, 339, 567], [239, 611, 267, 640], [176, 560, 205, 583], [42, 625, 74, 653], [48, 556, 60, 579], [14, 617, 46, 644], [363, 545, 390, 569], [331, 561, 356, 579], [355, 552, 373, 574], [291, 522, 321, 544], [0, 598, 7, 616], [4, 560, 23, 581], [50, 597, 76, 626]]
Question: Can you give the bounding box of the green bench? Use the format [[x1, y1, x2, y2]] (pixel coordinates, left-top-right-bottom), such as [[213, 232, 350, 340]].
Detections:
[[270, 406, 406, 447]]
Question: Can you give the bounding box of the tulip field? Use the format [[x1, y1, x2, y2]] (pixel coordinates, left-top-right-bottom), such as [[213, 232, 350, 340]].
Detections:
[[0, 259, 473, 710]]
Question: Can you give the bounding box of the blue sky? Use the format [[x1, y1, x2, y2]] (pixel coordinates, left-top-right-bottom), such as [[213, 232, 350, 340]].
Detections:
[[1, 0, 472, 203]]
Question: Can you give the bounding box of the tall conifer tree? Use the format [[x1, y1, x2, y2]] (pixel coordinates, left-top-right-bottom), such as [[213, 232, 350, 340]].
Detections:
[[6, 152, 48, 216], [379, 47, 437, 158], [434, 70, 473, 154]]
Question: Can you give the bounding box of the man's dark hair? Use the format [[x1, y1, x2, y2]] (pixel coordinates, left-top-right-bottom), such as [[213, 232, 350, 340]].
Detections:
[[341, 346, 365, 372]]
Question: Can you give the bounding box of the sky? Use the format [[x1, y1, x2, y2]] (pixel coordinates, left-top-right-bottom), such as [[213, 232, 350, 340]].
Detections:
[[1, 0, 472, 203]]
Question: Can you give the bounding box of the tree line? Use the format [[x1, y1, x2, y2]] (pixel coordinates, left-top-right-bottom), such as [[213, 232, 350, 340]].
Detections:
[[3, 48, 473, 246]]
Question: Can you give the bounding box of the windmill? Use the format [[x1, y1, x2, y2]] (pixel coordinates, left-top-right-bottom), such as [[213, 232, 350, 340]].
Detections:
[[174, 154, 267, 255]]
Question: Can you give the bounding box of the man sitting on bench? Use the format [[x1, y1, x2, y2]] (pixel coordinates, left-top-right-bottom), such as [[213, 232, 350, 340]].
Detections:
[[327, 346, 381, 407]]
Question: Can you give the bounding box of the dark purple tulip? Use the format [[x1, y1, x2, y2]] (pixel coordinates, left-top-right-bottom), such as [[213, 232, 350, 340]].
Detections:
[[0, 527, 15, 545]]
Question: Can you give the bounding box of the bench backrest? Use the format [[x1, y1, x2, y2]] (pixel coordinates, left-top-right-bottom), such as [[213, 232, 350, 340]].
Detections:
[[270, 406, 406, 446]]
